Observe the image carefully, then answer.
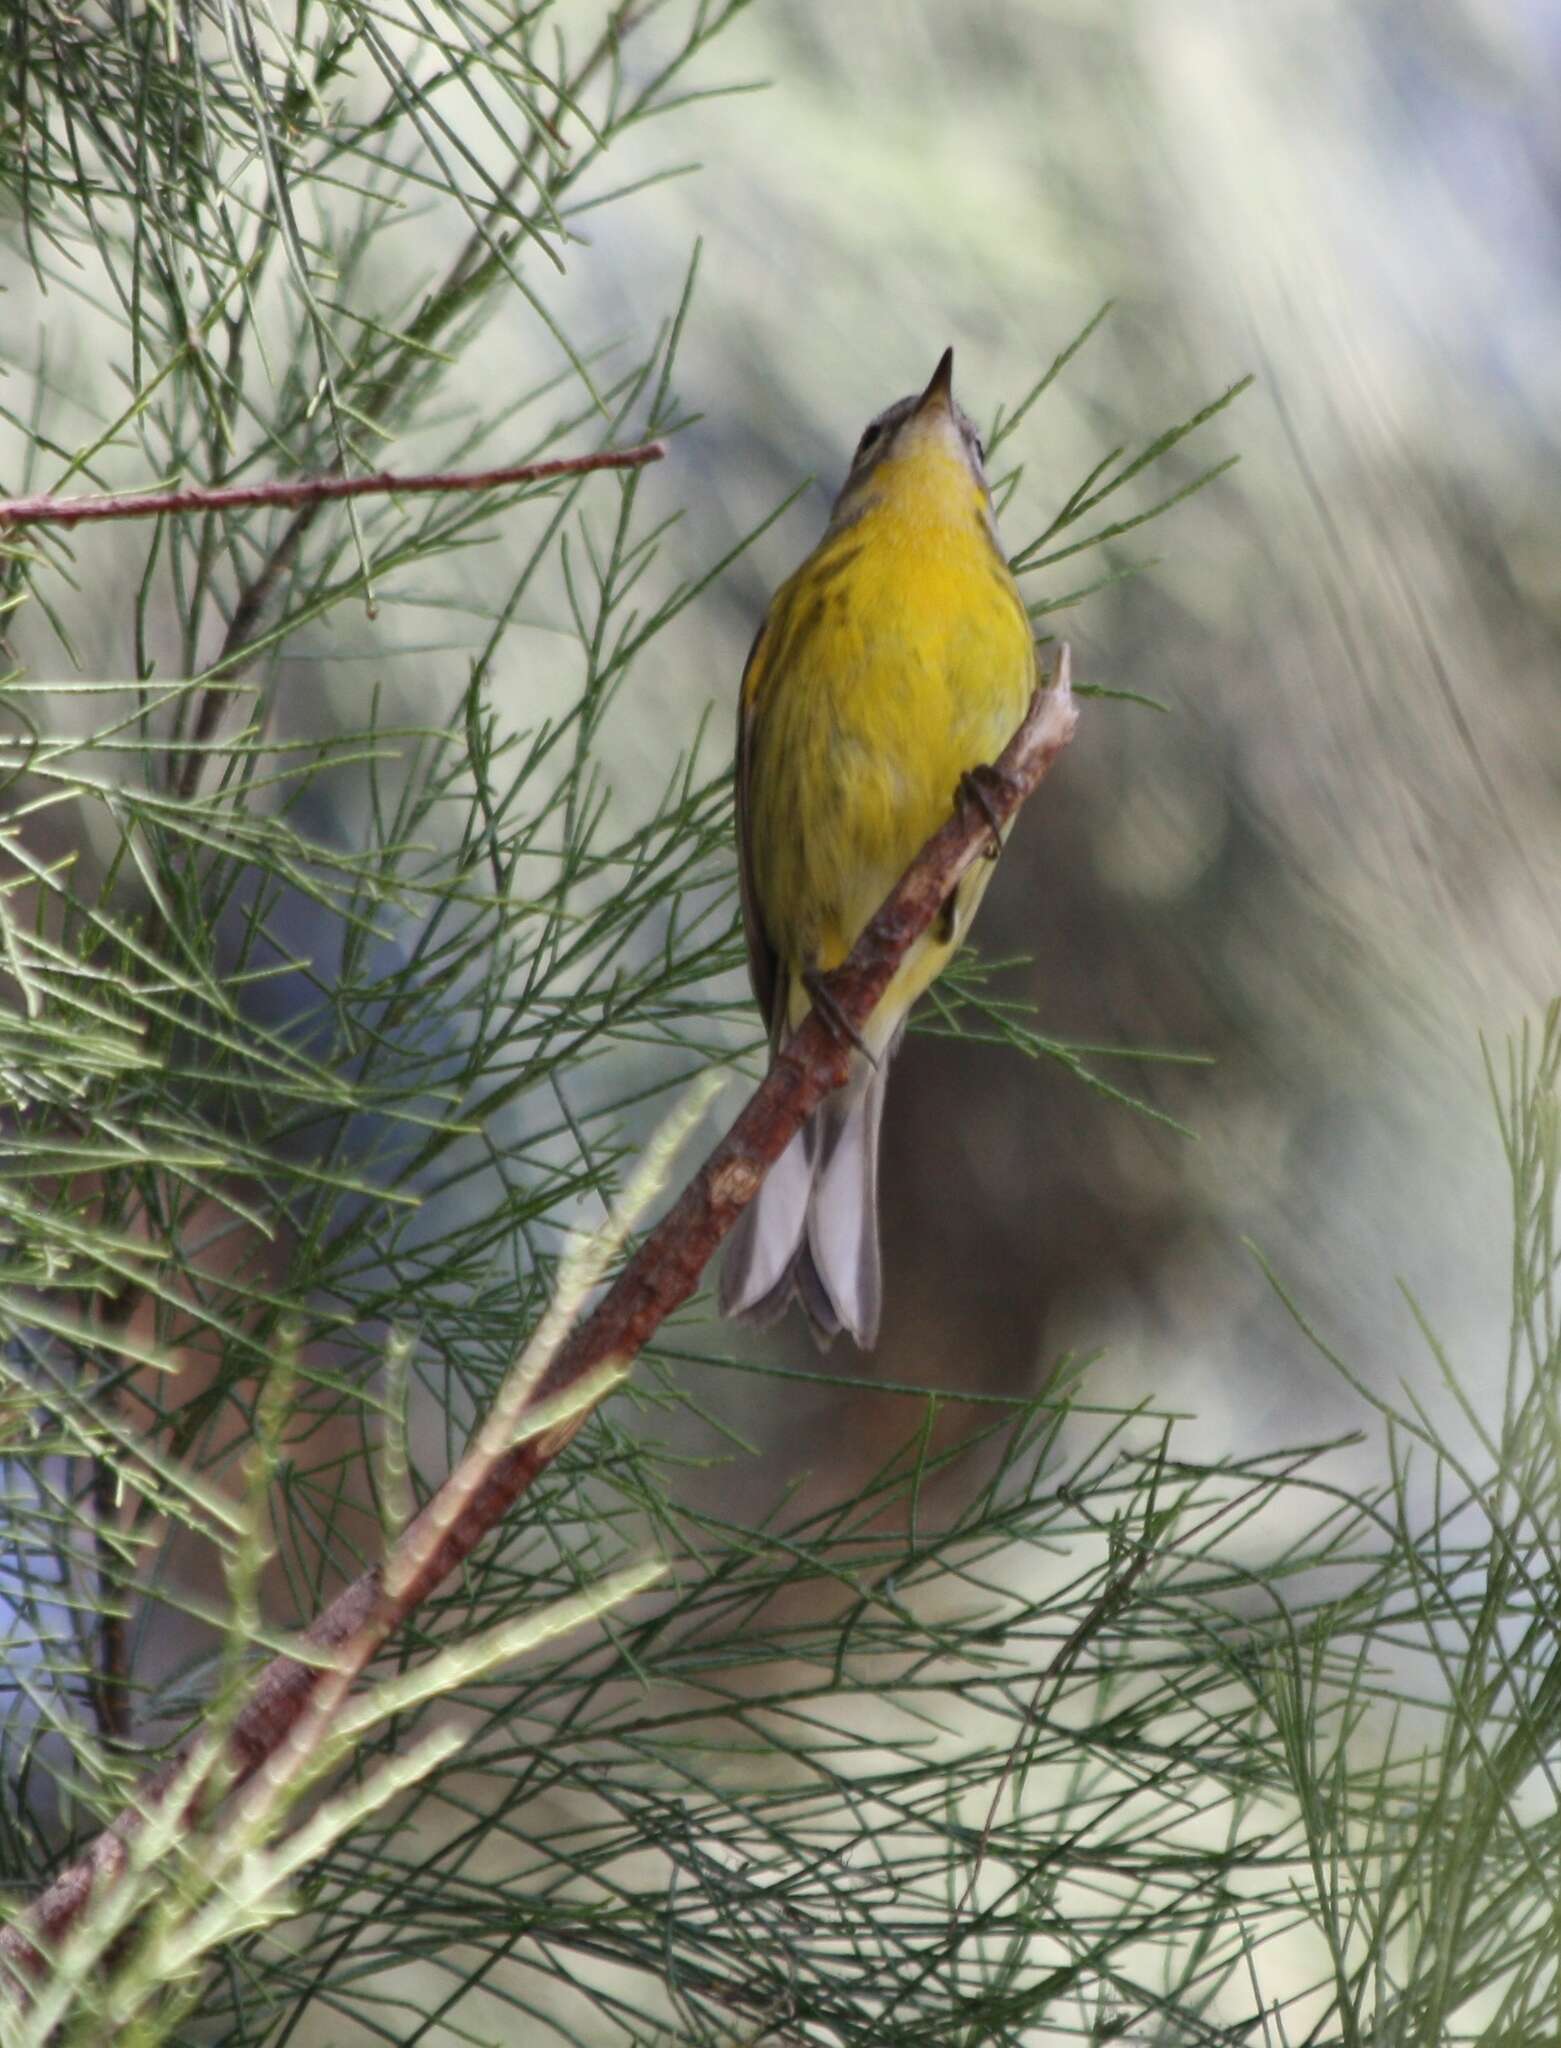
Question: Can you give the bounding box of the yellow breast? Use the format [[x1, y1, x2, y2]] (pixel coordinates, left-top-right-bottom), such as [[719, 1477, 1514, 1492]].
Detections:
[[743, 439, 1034, 1032]]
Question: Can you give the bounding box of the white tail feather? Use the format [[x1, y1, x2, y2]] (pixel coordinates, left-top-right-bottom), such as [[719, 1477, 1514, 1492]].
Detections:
[[803, 1061, 887, 1350], [718, 1124, 814, 1324], [719, 1049, 891, 1348]]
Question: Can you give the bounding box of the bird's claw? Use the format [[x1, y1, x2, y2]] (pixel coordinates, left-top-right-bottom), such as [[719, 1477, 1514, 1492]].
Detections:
[[957, 764, 1010, 859], [802, 968, 878, 1065]]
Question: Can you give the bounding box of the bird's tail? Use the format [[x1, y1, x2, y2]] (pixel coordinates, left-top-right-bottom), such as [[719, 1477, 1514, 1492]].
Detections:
[[718, 1050, 891, 1349]]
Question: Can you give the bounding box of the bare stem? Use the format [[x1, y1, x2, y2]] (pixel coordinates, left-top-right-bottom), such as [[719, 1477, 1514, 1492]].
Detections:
[[88, 1447, 130, 1750], [0, 651, 1078, 1993], [0, 444, 666, 533]]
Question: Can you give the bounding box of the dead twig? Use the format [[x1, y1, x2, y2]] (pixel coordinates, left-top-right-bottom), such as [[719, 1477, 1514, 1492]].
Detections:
[[0, 443, 667, 533]]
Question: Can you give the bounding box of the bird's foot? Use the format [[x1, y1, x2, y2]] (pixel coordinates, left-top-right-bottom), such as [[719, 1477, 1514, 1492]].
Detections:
[[802, 967, 878, 1065], [956, 763, 1012, 859]]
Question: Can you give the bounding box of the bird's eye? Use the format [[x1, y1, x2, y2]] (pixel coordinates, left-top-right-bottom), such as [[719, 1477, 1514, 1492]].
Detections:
[[974, 434, 986, 465], [856, 421, 883, 460]]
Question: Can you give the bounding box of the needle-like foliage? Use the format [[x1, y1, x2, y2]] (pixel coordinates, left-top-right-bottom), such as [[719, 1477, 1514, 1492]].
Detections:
[[1, 2, 1556, 2041]]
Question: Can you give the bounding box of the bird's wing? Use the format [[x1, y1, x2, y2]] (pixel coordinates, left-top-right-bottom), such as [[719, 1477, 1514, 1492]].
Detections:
[[734, 618, 781, 1044]]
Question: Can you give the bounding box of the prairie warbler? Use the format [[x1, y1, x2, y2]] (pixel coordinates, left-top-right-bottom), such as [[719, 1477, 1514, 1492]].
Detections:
[[720, 348, 1035, 1347]]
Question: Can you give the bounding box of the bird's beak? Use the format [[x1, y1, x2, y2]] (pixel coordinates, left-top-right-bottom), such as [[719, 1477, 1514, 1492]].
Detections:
[[914, 346, 955, 417]]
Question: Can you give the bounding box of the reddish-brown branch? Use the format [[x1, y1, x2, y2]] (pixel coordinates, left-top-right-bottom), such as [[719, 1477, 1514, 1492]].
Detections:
[[0, 651, 1077, 1990], [0, 443, 667, 533]]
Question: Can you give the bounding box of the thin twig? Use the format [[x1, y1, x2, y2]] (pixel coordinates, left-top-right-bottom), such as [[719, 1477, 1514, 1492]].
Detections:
[[0, 444, 667, 532], [0, 652, 1078, 1990], [956, 1525, 1158, 1921], [87, 1448, 130, 1750], [85, 1287, 139, 1752]]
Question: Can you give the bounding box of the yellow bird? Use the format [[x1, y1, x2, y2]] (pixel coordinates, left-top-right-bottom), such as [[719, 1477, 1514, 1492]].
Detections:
[[720, 348, 1036, 1348]]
